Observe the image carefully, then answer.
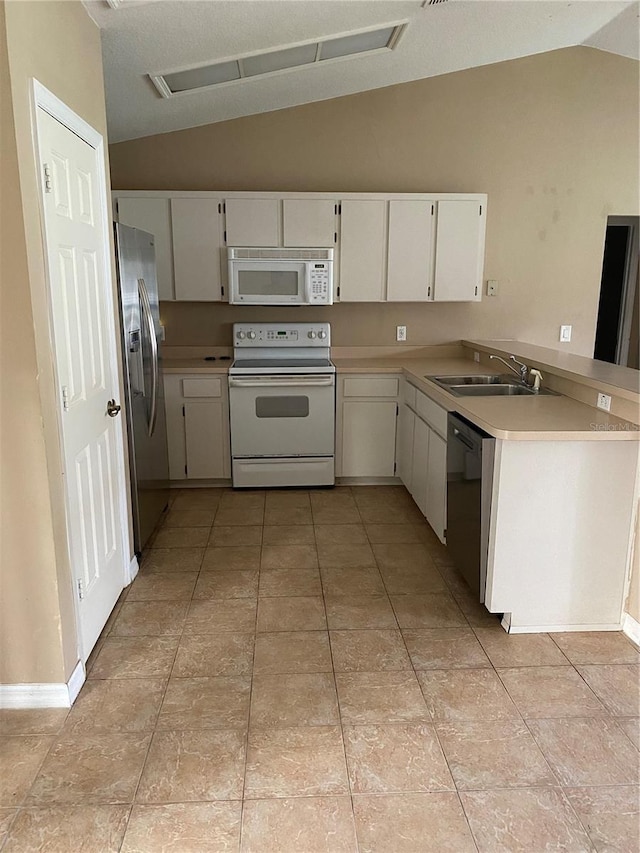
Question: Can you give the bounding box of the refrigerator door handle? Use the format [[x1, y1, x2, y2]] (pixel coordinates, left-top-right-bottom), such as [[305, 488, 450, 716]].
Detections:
[[138, 277, 158, 437]]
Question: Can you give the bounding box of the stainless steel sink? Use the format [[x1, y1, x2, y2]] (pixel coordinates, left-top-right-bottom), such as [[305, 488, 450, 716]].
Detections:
[[426, 374, 559, 397], [429, 374, 517, 386]]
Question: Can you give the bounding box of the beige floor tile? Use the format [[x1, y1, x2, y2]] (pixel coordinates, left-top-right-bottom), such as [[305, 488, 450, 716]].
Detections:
[[3, 805, 129, 853], [330, 629, 412, 672], [311, 494, 361, 525], [136, 730, 245, 803], [460, 788, 592, 853], [184, 599, 257, 634], [264, 491, 310, 509], [260, 544, 318, 569], [201, 546, 261, 572], [219, 491, 264, 510], [390, 593, 466, 629], [171, 490, 222, 511], [325, 595, 397, 630], [320, 566, 385, 596], [0, 737, 54, 806], [436, 720, 557, 790], [564, 785, 640, 853], [498, 666, 609, 718], [258, 568, 322, 597], [193, 570, 259, 600], [157, 677, 250, 730], [27, 733, 150, 805], [352, 486, 414, 507], [121, 802, 242, 853], [0, 709, 68, 736], [111, 601, 189, 637], [317, 542, 376, 569], [418, 669, 520, 722], [126, 572, 197, 601], [88, 637, 179, 680], [250, 673, 339, 728], [172, 633, 255, 677], [253, 631, 332, 674], [364, 524, 423, 544], [353, 792, 476, 853], [357, 504, 421, 525], [403, 628, 491, 670], [257, 596, 326, 632], [551, 631, 640, 665], [527, 717, 640, 786], [473, 628, 570, 667], [336, 671, 430, 725], [141, 548, 204, 573], [262, 525, 315, 545], [617, 717, 640, 749], [152, 527, 210, 549], [372, 543, 434, 570], [0, 810, 16, 847], [379, 565, 447, 595], [314, 524, 368, 546], [244, 726, 349, 798], [63, 679, 165, 733], [163, 509, 215, 528], [208, 525, 262, 547], [214, 506, 264, 526], [240, 796, 358, 853], [577, 664, 640, 716], [344, 723, 453, 793], [452, 587, 501, 627], [264, 505, 313, 525]]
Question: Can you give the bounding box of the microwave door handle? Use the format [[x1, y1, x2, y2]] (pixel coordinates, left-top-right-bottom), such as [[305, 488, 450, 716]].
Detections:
[[304, 264, 311, 302]]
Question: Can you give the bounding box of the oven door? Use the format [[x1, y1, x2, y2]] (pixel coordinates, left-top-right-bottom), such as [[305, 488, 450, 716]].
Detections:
[[229, 261, 308, 305], [229, 375, 335, 457]]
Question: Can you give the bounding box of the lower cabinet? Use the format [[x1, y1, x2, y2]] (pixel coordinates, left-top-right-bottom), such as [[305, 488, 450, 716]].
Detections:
[[164, 374, 231, 480], [336, 375, 400, 478], [397, 380, 447, 542]]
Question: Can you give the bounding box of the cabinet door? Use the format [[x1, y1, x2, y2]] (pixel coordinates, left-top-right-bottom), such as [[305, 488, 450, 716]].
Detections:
[[426, 428, 446, 542], [387, 200, 436, 301], [117, 197, 174, 300], [225, 198, 279, 247], [341, 400, 397, 477], [184, 401, 226, 479], [283, 199, 336, 247], [433, 199, 485, 302], [339, 200, 386, 301], [410, 416, 430, 516], [397, 404, 415, 491], [171, 198, 223, 301]]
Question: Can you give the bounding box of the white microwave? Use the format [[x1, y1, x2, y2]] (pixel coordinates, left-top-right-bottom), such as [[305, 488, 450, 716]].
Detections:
[[228, 248, 334, 306]]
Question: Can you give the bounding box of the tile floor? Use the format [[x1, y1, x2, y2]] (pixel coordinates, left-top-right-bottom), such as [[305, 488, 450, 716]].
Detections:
[[1, 486, 639, 852]]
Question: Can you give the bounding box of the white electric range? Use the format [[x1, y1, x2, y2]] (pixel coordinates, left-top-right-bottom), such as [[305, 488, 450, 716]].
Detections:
[[228, 323, 335, 488]]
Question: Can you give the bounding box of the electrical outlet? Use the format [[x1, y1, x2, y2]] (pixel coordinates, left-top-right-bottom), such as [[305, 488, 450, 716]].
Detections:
[[473, 351, 480, 363], [396, 325, 407, 342], [597, 393, 611, 412], [486, 280, 498, 297], [559, 325, 572, 343]]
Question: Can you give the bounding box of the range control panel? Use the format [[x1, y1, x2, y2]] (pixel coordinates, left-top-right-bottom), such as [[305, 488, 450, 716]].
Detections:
[[233, 323, 331, 347]]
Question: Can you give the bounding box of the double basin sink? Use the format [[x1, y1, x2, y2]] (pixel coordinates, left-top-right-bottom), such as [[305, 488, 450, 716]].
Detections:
[[427, 374, 558, 398]]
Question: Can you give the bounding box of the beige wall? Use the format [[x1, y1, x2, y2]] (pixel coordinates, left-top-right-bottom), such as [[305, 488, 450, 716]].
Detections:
[[0, 0, 113, 683], [110, 47, 640, 355]]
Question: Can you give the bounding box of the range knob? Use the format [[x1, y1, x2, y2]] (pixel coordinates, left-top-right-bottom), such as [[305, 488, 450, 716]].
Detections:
[[318, 330, 327, 340], [308, 331, 317, 339], [237, 331, 246, 340], [248, 331, 257, 340]]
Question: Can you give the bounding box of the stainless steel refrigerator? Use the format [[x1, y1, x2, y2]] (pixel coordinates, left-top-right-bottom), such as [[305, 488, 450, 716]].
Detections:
[[114, 222, 170, 553]]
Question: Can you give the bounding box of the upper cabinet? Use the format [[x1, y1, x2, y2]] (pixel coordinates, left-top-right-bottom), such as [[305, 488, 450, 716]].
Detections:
[[117, 197, 174, 301], [387, 199, 436, 302], [170, 198, 223, 301], [339, 200, 386, 302], [224, 198, 279, 247], [433, 199, 485, 302], [282, 199, 337, 247]]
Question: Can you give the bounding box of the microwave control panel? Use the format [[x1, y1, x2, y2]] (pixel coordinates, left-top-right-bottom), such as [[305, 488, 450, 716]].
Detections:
[[309, 262, 331, 303]]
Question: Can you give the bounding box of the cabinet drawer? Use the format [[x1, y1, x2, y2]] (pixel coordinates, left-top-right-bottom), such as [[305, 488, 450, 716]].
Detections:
[[343, 376, 399, 398], [402, 382, 417, 409], [182, 378, 222, 398], [416, 391, 447, 438]]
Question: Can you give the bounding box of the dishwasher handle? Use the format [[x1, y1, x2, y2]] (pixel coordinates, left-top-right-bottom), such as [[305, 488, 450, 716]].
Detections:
[[452, 427, 476, 452]]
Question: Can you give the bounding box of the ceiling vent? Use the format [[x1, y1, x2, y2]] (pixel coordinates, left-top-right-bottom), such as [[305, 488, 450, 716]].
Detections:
[[150, 22, 407, 98]]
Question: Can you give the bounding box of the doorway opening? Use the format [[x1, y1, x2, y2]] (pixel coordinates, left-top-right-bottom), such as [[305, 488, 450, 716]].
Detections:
[[594, 216, 639, 368]]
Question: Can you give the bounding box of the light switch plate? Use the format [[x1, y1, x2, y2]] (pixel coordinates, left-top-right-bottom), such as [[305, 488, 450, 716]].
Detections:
[[486, 280, 498, 297], [560, 325, 572, 342]]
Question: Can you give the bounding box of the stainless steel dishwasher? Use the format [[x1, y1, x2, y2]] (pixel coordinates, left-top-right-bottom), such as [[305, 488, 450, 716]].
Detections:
[[446, 414, 496, 601]]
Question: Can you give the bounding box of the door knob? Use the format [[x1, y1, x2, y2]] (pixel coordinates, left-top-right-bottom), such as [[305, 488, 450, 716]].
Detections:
[[107, 399, 121, 418]]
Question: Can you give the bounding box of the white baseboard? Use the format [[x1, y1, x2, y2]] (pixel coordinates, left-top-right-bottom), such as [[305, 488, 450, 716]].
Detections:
[[506, 622, 623, 634], [623, 611, 640, 646], [0, 659, 86, 709], [128, 554, 140, 585]]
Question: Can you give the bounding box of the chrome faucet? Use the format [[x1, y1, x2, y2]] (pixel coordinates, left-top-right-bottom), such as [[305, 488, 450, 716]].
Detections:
[[489, 354, 530, 384]]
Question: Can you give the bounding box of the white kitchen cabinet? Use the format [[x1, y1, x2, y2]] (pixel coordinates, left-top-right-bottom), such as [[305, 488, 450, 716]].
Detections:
[[341, 401, 398, 477], [164, 374, 230, 480], [339, 200, 386, 301], [433, 199, 485, 301], [425, 429, 446, 540], [225, 198, 279, 247], [387, 200, 436, 301], [283, 199, 337, 247], [116, 196, 175, 300], [396, 403, 415, 490], [410, 415, 430, 516], [171, 198, 223, 301]]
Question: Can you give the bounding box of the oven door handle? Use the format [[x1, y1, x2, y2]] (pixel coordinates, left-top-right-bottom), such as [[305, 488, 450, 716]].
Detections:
[[229, 376, 334, 388]]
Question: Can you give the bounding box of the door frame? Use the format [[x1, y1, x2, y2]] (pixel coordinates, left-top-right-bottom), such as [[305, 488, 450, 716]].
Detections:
[[30, 79, 133, 663], [609, 216, 640, 367]]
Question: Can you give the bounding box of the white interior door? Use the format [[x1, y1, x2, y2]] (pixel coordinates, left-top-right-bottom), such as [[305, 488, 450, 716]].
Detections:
[[37, 107, 127, 659]]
